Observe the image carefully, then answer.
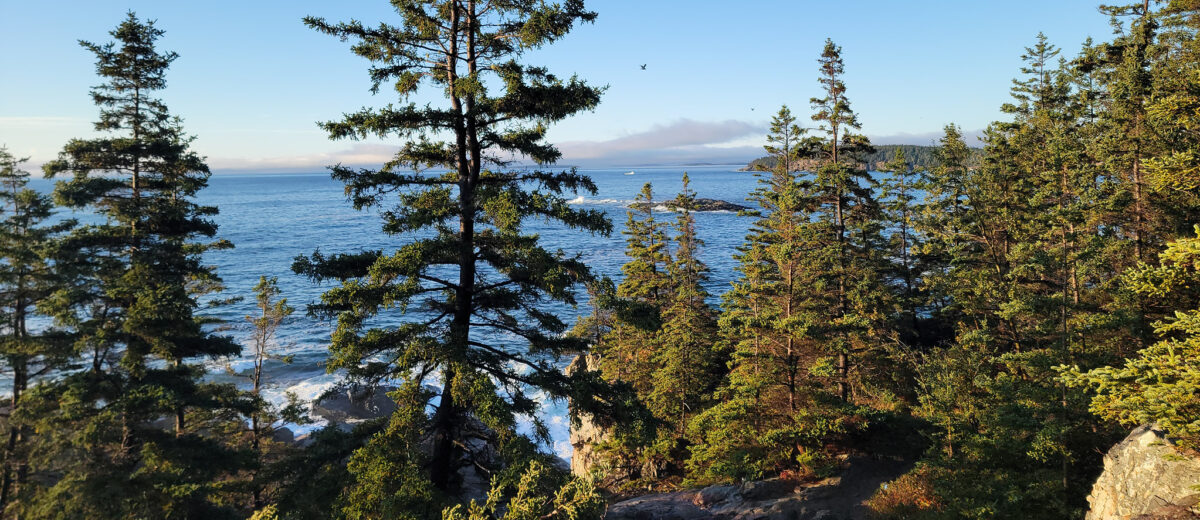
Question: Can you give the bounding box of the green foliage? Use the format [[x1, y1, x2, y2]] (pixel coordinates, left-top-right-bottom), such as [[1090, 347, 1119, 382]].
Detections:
[[442, 461, 603, 520], [16, 13, 248, 518], [1062, 226, 1200, 450], [0, 146, 75, 513], [241, 276, 303, 510], [592, 183, 672, 397], [746, 145, 985, 174], [336, 384, 440, 520], [687, 86, 889, 482], [572, 176, 722, 484]]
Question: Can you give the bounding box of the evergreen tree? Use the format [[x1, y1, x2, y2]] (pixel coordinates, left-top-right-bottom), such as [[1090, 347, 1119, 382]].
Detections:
[[687, 106, 845, 482], [915, 125, 972, 329], [593, 183, 672, 397], [901, 34, 1127, 518], [878, 150, 923, 338], [808, 39, 888, 402], [648, 174, 719, 435], [1063, 225, 1200, 451], [295, 1, 622, 511], [0, 147, 74, 513], [19, 13, 247, 518]]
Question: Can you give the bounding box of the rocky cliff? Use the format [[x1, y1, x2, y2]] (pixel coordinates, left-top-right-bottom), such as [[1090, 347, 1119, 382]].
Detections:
[[566, 354, 611, 477], [1086, 425, 1200, 520]]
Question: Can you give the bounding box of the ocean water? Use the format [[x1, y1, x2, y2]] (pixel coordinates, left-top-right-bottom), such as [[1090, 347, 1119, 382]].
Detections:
[[26, 165, 761, 459]]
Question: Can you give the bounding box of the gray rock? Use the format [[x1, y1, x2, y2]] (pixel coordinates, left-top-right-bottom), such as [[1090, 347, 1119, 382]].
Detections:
[[739, 478, 795, 501], [695, 484, 738, 508], [605, 456, 912, 520], [271, 426, 295, 444], [628, 198, 749, 213], [1086, 424, 1200, 520], [311, 384, 398, 423]]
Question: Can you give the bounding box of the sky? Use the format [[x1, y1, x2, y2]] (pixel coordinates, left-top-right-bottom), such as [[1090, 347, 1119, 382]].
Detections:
[[0, 1, 1120, 172]]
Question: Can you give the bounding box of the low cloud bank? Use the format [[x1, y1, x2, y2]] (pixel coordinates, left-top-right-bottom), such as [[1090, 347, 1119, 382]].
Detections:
[[204, 122, 986, 173]]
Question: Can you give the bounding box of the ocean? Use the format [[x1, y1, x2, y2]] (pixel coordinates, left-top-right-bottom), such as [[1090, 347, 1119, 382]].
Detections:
[[27, 165, 761, 460]]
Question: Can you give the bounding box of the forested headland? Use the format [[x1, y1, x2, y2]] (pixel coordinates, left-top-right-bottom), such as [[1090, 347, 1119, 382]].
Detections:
[[1, 1, 1200, 519], [742, 144, 985, 172]]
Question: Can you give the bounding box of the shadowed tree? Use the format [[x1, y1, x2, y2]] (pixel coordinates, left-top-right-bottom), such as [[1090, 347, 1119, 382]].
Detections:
[[0, 147, 74, 514], [19, 13, 247, 518]]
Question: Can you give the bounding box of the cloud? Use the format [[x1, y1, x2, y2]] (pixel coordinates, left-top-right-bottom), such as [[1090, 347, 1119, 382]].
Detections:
[[208, 119, 768, 171], [208, 143, 401, 173], [555, 119, 765, 165]]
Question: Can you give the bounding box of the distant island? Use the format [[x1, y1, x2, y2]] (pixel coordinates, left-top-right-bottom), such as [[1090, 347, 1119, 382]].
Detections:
[[740, 144, 984, 172], [629, 198, 749, 212]]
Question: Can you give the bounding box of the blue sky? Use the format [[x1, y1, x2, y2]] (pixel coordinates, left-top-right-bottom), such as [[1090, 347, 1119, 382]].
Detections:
[[1, 1, 1117, 172]]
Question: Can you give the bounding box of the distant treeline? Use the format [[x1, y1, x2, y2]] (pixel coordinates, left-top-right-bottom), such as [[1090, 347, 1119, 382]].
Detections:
[[743, 144, 984, 171]]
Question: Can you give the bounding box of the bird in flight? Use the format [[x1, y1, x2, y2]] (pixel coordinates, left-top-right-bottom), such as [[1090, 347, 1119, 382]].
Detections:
[[640, 64, 647, 70]]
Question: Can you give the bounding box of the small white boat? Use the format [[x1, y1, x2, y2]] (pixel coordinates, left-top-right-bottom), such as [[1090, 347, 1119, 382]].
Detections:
[[624, 171, 636, 175]]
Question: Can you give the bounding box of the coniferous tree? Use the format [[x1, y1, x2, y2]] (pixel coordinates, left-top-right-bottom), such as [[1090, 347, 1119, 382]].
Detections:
[[1062, 225, 1200, 451], [901, 34, 1127, 518], [687, 106, 845, 482], [648, 174, 719, 435], [593, 183, 672, 397], [295, 1, 622, 512], [878, 150, 923, 339], [0, 147, 74, 513], [808, 39, 888, 402], [19, 13, 247, 518], [914, 125, 972, 329]]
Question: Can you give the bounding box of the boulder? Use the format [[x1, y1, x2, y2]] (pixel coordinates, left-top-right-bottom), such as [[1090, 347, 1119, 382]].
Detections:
[[311, 383, 398, 423], [1086, 425, 1200, 520], [271, 426, 295, 444]]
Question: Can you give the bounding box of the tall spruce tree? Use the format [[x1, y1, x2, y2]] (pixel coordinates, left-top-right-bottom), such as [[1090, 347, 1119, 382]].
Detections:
[[648, 174, 719, 436], [0, 147, 74, 513], [19, 13, 246, 518], [808, 39, 888, 401], [901, 34, 1127, 518], [593, 183, 672, 397], [914, 125, 972, 332], [687, 106, 847, 483], [295, 1, 620, 510]]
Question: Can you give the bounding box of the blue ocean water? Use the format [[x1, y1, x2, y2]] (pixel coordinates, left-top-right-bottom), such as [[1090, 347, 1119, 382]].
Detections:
[[27, 165, 761, 459]]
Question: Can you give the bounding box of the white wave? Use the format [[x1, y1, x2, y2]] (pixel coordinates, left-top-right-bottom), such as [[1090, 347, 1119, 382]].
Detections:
[[567, 196, 631, 206]]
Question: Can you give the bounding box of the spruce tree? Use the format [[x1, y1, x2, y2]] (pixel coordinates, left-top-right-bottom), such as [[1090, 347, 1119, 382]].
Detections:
[[0, 147, 74, 513], [914, 125, 972, 329], [295, 1, 620, 510], [593, 183, 672, 397], [808, 39, 888, 402], [878, 150, 923, 338], [648, 174, 718, 435], [1062, 226, 1200, 451], [19, 13, 246, 518], [687, 106, 845, 482]]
